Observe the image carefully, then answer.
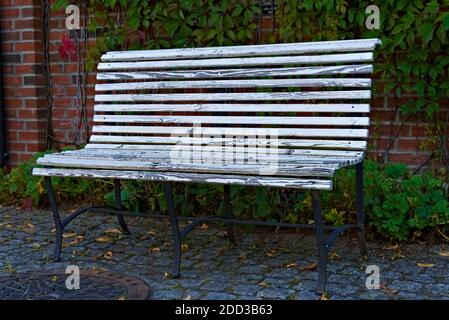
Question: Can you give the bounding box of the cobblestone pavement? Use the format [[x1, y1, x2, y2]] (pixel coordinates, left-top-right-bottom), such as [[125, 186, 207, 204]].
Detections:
[[0, 207, 448, 300]]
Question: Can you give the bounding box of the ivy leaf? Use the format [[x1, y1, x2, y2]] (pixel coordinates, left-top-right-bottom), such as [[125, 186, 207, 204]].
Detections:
[[441, 12, 449, 31], [165, 20, 180, 37], [414, 81, 425, 97], [418, 23, 434, 44], [128, 16, 140, 30]]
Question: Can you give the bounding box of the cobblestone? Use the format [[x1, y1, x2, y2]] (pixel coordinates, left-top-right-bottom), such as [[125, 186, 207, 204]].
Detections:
[[1, 208, 449, 300]]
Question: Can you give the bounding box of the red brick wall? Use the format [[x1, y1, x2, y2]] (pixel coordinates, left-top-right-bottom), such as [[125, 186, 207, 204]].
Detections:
[[1, 0, 47, 165], [0, 2, 437, 168]]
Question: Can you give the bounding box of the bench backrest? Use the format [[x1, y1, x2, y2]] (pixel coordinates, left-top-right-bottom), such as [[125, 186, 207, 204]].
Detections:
[[91, 39, 381, 154]]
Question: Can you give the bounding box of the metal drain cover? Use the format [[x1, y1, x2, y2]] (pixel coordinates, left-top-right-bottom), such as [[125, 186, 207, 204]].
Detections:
[[0, 270, 151, 300]]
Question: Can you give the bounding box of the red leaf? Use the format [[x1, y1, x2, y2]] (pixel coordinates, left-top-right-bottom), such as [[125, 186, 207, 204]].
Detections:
[[59, 35, 78, 60]]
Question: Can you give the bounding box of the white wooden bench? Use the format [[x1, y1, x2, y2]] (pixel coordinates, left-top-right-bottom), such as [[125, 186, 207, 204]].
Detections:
[[33, 38, 381, 294]]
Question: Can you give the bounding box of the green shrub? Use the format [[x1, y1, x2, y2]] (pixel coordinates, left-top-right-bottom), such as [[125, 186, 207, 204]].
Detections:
[[0, 151, 110, 208], [1, 155, 448, 241]]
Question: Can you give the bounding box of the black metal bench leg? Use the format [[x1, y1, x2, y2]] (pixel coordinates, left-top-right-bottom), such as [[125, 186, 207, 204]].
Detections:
[[44, 176, 63, 262], [312, 190, 327, 294], [223, 185, 236, 243], [355, 162, 368, 257], [163, 182, 181, 278], [114, 180, 130, 234]]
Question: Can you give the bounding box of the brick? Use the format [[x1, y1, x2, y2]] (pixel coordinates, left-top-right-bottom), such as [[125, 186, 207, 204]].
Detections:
[[26, 143, 44, 152], [14, 18, 41, 29], [397, 139, 426, 151], [389, 153, 429, 165], [15, 41, 42, 52], [2, 53, 22, 63], [23, 75, 44, 86]]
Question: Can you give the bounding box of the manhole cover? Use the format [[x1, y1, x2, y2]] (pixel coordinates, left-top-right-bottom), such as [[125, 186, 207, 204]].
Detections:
[[0, 270, 151, 300]]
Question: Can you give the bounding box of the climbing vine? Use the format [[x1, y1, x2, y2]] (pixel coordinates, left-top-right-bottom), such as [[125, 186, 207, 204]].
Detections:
[[275, 0, 449, 170], [51, 0, 449, 169]]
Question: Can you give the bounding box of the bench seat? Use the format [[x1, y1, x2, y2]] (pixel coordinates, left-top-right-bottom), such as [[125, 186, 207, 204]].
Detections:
[[35, 144, 364, 190]]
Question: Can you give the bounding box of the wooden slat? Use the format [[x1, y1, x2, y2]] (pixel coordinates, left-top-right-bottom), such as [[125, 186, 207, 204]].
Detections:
[[92, 126, 369, 138], [97, 53, 374, 71], [94, 103, 370, 113], [52, 149, 361, 165], [96, 65, 373, 81], [95, 91, 371, 102], [67, 145, 364, 158], [88, 136, 368, 150], [33, 168, 333, 190], [95, 78, 372, 92], [93, 115, 369, 126], [37, 155, 345, 177], [101, 38, 381, 62], [84, 143, 364, 155]]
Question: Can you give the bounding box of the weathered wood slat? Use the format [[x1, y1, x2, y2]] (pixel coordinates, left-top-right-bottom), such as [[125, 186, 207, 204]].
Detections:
[[96, 65, 373, 81], [95, 91, 371, 102], [94, 103, 370, 113], [39, 151, 361, 174], [37, 155, 346, 177], [33, 168, 333, 190], [101, 38, 381, 62], [93, 115, 370, 126], [66, 145, 364, 158], [88, 136, 367, 150], [95, 78, 372, 91], [92, 126, 369, 138], [45, 149, 361, 166], [97, 53, 374, 71]]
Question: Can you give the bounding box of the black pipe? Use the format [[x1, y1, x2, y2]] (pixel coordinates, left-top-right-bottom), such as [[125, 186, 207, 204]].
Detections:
[[0, 21, 7, 168]]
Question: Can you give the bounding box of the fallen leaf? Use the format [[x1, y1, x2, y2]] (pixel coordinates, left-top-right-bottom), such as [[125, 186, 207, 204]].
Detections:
[[181, 244, 189, 252], [258, 281, 271, 288], [300, 262, 318, 271], [139, 230, 157, 240], [199, 224, 209, 230], [103, 251, 114, 259], [383, 244, 399, 250], [95, 236, 113, 243], [149, 247, 160, 253], [285, 263, 297, 268], [51, 276, 58, 283], [63, 235, 84, 248], [4, 262, 16, 274], [390, 253, 405, 260], [380, 284, 399, 296], [438, 251, 449, 257], [63, 232, 78, 239], [104, 228, 122, 235], [320, 292, 329, 300], [417, 262, 434, 268], [329, 252, 341, 261]]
